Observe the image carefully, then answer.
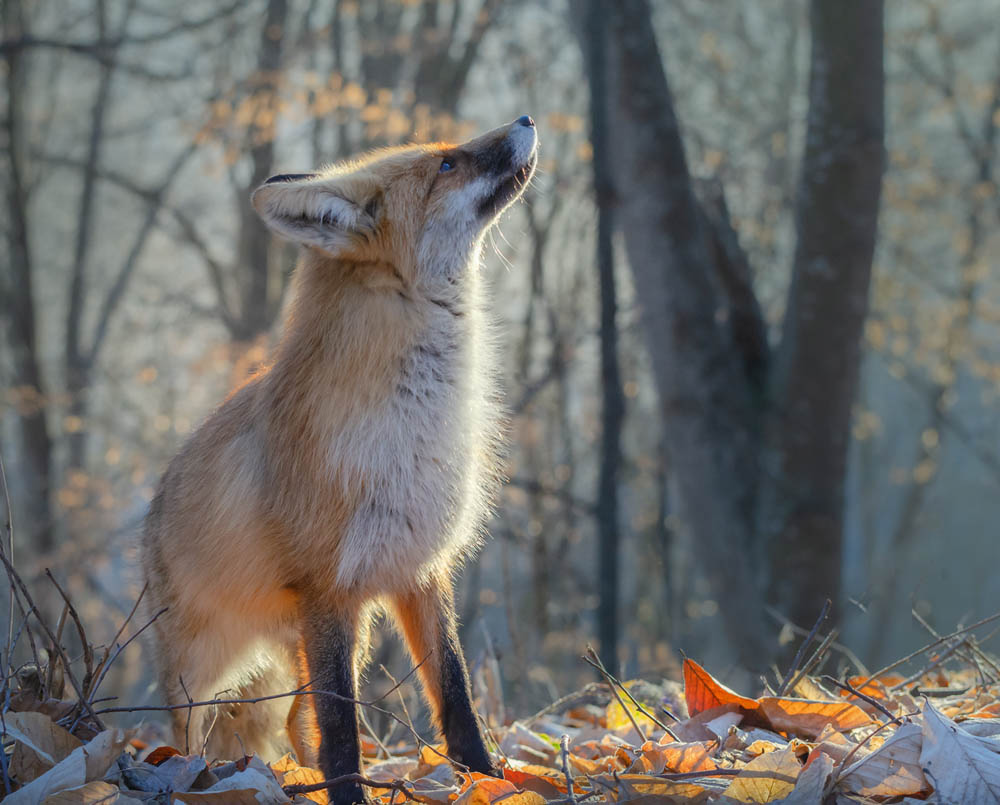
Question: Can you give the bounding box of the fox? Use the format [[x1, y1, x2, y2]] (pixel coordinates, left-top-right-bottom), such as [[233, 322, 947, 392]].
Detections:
[[140, 116, 537, 804]]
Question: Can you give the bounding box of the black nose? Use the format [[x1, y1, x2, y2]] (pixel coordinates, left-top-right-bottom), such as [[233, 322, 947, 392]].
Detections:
[[516, 115, 535, 128]]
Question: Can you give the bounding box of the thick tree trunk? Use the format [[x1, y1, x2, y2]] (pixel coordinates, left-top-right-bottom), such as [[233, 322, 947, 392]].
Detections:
[[758, 0, 884, 630], [605, 0, 767, 669], [235, 0, 288, 340], [583, 0, 625, 670], [2, 0, 54, 551]]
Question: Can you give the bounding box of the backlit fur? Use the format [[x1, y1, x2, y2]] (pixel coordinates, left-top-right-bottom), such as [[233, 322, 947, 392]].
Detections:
[[141, 120, 537, 762]]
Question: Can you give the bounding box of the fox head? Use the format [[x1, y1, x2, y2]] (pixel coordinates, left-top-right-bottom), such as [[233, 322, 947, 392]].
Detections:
[[252, 116, 538, 284]]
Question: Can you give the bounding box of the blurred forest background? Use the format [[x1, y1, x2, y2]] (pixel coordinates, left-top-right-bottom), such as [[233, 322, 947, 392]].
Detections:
[[2, 0, 1000, 723]]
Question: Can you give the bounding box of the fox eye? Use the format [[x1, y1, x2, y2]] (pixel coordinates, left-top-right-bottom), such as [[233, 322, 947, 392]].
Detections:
[[439, 159, 454, 173]]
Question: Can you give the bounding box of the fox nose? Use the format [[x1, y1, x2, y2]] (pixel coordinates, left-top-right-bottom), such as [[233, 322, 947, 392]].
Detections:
[[516, 115, 535, 128]]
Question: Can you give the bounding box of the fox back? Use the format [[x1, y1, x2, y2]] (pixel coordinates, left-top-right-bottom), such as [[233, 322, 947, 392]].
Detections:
[[140, 117, 537, 801]]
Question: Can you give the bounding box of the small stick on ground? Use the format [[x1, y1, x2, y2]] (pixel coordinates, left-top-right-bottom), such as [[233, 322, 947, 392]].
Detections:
[[284, 772, 414, 799], [786, 628, 840, 696], [862, 608, 1000, 685], [777, 599, 830, 696], [560, 734, 578, 804], [584, 646, 678, 741], [0, 551, 104, 731], [822, 676, 901, 725]]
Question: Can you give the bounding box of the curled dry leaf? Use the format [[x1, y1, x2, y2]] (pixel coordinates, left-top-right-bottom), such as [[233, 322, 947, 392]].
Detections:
[[837, 721, 927, 798], [683, 659, 758, 717], [919, 700, 1000, 802], [453, 775, 546, 805]]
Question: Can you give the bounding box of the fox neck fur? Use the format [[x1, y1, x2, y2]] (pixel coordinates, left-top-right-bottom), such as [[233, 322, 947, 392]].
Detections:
[[225, 241, 502, 601]]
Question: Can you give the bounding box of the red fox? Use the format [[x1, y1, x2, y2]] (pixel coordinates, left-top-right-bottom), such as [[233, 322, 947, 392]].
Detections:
[[140, 117, 537, 804]]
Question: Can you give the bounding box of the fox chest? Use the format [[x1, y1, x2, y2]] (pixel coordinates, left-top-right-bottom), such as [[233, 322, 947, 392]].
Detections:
[[323, 337, 488, 588]]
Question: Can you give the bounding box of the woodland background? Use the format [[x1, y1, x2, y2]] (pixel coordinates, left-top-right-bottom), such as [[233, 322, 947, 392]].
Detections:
[[1, 0, 999, 722]]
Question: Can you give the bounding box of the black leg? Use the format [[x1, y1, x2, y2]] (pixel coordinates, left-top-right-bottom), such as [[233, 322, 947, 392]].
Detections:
[[302, 607, 371, 805], [392, 575, 498, 776], [438, 622, 496, 774]]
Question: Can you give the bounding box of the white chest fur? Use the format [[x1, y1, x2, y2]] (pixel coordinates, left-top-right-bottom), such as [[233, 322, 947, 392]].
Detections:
[[328, 304, 497, 590]]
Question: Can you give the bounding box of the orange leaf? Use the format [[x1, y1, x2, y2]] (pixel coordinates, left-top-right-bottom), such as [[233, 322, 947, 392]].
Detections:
[[454, 776, 546, 805], [503, 765, 568, 796], [659, 741, 718, 773], [145, 745, 182, 766], [683, 658, 758, 717], [758, 697, 872, 738]]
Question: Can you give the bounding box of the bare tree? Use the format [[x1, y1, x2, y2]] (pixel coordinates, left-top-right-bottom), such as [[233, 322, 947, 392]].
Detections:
[[593, 0, 885, 667], [582, 0, 625, 670]]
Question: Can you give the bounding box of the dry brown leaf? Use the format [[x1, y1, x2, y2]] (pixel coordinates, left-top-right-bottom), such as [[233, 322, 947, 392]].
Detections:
[[838, 721, 927, 798], [38, 781, 143, 804], [4, 710, 82, 784], [723, 745, 801, 803], [773, 751, 835, 804], [920, 701, 1000, 802], [659, 740, 718, 773], [407, 776, 460, 804], [758, 697, 872, 738], [503, 763, 568, 795], [591, 773, 709, 803], [683, 659, 758, 717], [144, 745, 182, 766], [453, 776, 545, 805], [276, 760, 328, 805], [175, 789, 270, 804]]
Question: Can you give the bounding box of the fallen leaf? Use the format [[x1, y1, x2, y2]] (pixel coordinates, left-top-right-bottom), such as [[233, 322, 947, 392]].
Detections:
[[920, 701, 1000, 802], [39, 781, 144, 803], [838, 721, 927, 797], [683, 659, 758, 717], [591, 773, 708, 803], [773, 751, 834, 804], [144, 745, 182, 766], [723, 745, 801, 803], [453, 776, 545, 805], [3, 710, 82, 784], [758, 697, 871, 738]]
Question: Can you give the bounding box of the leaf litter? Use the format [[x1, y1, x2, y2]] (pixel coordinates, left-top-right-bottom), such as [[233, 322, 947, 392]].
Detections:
[[3, 565, 1000, 804]]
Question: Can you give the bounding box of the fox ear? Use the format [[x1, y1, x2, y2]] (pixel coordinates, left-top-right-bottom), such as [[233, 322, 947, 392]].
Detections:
[[251, 172, 378, 254]]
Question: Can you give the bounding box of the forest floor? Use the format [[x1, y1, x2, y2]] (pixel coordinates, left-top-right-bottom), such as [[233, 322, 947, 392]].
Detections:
[[3, 560, 1000, 804]]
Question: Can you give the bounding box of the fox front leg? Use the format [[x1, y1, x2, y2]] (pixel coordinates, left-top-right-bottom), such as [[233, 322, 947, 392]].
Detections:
[[392, 574, 498, 776], [301, 604, 373, 805]]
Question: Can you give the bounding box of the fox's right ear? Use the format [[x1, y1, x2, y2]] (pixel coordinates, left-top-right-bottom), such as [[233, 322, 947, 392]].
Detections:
[[251, 172, 377, 254]]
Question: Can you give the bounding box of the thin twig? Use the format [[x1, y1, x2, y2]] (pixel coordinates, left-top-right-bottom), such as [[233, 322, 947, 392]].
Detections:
[[284, 772, 414, 798], [84, 606, 167, 707], [822, 676, 900, 725], [0, 551, 104, 731], [96, 685, 466, 770], [777, 600, 830, 696], [560, 734, 578, 804], [786, 628, 840, 695], [45, 570, 94, 694], [862, 608, 1000, 685], [91, 582, 148, 699], [584, 647, 677, 741], [889, 640, 966, 692], [765, 605, 869, 676]]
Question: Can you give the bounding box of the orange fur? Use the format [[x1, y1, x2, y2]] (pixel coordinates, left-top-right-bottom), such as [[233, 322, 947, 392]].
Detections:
[[141, 119, 537, 764]]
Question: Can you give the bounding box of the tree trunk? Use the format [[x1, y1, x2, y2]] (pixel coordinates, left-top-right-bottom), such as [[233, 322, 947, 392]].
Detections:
[[235, 0, 288, 340], [604, 0, 767, 669], [583, 0, 625, 671], [2, 0, 54, 552], [758, 0, 884, 631]]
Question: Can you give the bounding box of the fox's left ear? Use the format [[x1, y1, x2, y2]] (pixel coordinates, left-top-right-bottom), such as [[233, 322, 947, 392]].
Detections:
[[251, 173, 379, 254]]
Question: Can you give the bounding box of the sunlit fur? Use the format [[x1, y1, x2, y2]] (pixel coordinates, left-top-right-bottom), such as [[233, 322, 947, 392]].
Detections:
[[141, 120, 537, 762]]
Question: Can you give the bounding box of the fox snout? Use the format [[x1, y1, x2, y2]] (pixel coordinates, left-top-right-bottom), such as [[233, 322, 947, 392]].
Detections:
[[471, 115, 538, 219]]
